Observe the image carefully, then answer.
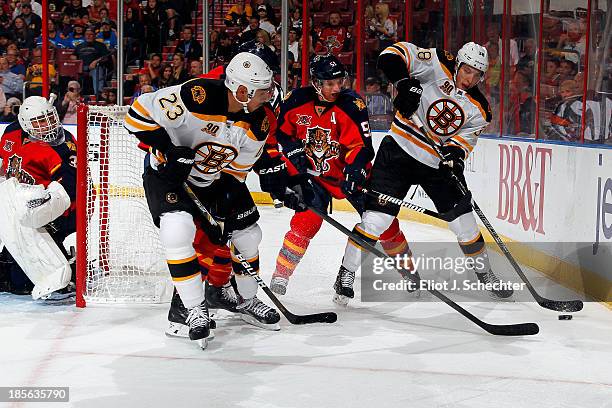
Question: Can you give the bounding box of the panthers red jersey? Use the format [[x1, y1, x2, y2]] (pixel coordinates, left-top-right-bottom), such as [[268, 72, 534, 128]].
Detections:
[[315, 26, 351, 56], [277, 87, 373, 199]]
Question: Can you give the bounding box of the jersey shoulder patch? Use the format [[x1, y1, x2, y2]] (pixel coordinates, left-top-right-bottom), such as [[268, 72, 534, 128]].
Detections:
[[243, 105, 274, 142], [466, 86, 493, 123], [281, 86, 317, 112], [436, 49, 456, 78], [336, 90, 368, 118], [179, 78, 229, 116]]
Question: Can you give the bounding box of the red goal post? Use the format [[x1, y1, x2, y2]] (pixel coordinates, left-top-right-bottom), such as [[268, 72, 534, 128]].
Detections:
[[75, 104, 172, 307]]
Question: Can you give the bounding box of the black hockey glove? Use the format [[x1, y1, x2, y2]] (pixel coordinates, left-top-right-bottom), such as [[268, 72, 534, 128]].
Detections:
[[283, 174, 316, 212], [283, 142, 310, 174], [254, 156, 289, 198], [158, 145, 196, 184], [438, 144, 466, 180], [341, 165, 367, 196], [393, 78, 423, 118]]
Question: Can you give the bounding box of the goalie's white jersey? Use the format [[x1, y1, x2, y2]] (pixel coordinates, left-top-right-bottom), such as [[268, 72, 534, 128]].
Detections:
[[125, 78, 275, 187], [381, 42, 492, 168]]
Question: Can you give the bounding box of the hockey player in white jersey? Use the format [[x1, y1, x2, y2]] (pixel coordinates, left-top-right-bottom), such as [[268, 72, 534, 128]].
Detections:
[[124, 52, 281, 348], [335, 41, 514, 302]]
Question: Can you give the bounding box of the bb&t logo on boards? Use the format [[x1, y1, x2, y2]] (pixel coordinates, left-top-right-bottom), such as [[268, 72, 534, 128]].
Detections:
[[497, 144, 552, 234]]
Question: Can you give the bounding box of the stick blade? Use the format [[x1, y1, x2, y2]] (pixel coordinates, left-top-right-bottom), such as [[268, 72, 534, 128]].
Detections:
[[286, 312, 338, 325], [483, 322, 540, 336], [539, 299, 583, 313]]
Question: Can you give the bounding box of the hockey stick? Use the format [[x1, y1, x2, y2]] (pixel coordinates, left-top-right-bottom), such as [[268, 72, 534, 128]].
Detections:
[[183, 183, 337, 325], [306, 169, 453, 221], [410, 115, 583, 313], [307, 205, 539, 336]]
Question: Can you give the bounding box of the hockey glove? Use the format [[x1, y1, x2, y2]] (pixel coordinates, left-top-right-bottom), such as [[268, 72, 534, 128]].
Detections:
[[438, 144, 466, 180], [158, 145, 196, 184], [283, 142, 310, 174], [341, 165, 367, 197], [254, 155, 289, 198], [283, 174, 316, 212], [393, 78, 423, 118]]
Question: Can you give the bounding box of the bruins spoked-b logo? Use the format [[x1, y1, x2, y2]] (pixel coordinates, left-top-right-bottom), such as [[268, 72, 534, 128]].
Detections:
[[193, 142, 238, 174], [426, 99, 465, 137], [304, 126, 339, 173]]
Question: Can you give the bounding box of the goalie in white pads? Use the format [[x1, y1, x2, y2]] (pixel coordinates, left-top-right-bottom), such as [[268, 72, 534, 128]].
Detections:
[[336, 42, 514, 301], [0, 96, 77, 299], [125, 52, 281, 348]]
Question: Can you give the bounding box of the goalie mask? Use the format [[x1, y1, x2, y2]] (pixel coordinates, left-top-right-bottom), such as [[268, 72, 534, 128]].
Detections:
[[455, 42, 488, 85], [225, 52, 274, 112], [18, 96, 64, 146]]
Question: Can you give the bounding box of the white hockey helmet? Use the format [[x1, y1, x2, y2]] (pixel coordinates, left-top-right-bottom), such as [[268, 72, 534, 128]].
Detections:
[[456, 42, 488, 82], [225, 52, 273, 112], [18, 96, 64, 146]]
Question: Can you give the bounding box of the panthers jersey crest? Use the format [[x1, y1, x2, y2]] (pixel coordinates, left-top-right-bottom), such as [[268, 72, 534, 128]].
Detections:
[[303, 126, 339, 173], [6, 155, 35, 184]]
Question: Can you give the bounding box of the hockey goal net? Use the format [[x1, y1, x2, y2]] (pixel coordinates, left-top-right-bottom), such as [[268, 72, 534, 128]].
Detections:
[[76, 104, 172, 307]]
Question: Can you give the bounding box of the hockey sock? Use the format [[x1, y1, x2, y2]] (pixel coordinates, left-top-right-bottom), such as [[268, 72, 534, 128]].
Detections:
[[275, 210, 323, 278], [379, 219, 414, 273], [458, 232, 491, 274], [193, 227, 232, 287], [169, 256, 204, 309]]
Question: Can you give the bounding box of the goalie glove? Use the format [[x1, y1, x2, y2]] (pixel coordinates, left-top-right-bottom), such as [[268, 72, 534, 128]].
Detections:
[[438, 144, 466, 179], [17, 181, 71, 229], [393, 78, 423, 118], [157, 145, 196, 184]]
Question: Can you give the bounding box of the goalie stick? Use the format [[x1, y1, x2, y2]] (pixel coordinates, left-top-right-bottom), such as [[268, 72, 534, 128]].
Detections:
[[410, 115, 583, 313], [183, 183, 337, 325], [305, 204, 539, 336]]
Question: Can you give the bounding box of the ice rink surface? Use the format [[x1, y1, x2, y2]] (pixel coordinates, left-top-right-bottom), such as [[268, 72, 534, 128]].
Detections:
[[1, 207, 611, 408]]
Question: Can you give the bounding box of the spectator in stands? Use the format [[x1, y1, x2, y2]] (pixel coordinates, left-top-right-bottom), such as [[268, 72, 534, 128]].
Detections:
[[87, 0, 108, 24], [558, 59, 577, 82], [256, 5, 275, 35], [59, 13, 73, 39], [189, 60, 202, 79], [0, 7, 11, 32], [239, 16, 261, 45], [369, 3, 396, 49], [12, 16, 36, 50], [288, 27, 300, 63], [75, 27, 112, 96], [59, 80, 82, 124], [225, 0, 252, 28], [36, 20, 67, 49], [542, 58, 560, 87], [315, 12, 351, 56], [152, 63, 174, 88], [124, 6, 145, 65], [0, 96, 20, 122], [364, 76, 393, 123], [0, 33, 10, 55], [485, 25, 518, 67], [131, 73, 156, 102], [96, 19, 117, 50], [143, 0, 164, 54], [175, 26, 203, 62], [65, 21, 86, 48], [17, 2, 41, 37], [212, 31, 234, 65], [0, 84, 6, 110], [100, 88, 117, 105], [507, 70, 536, 136], [0, 57, 24, 98], [143, 53, 162, 82], [557, 20, 586, 63], [256, 29, 272, 51], [5, 49, 26, 79], [13, 0, 42, 19], [159, 0, 179, 40], [95, 8, 116, 30], [25, 47, 57, 96], [140, 84, 154, 94], [485, 42, 501, 101], [290, 7, 302, 32], [63, 0, 89, 20], [170, 52, 189, 84]]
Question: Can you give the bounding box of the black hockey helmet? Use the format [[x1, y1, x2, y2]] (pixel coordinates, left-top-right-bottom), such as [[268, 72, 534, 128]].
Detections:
[[237, 40, 280, 74], [309, 54, 346, 80]]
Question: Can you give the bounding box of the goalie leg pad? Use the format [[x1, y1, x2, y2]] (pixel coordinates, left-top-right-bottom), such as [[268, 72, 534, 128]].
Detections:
[[0, 178, 71, 299]]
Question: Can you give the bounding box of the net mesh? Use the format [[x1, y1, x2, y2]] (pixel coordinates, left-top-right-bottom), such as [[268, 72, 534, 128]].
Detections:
[[83, 105, 172, 304]]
